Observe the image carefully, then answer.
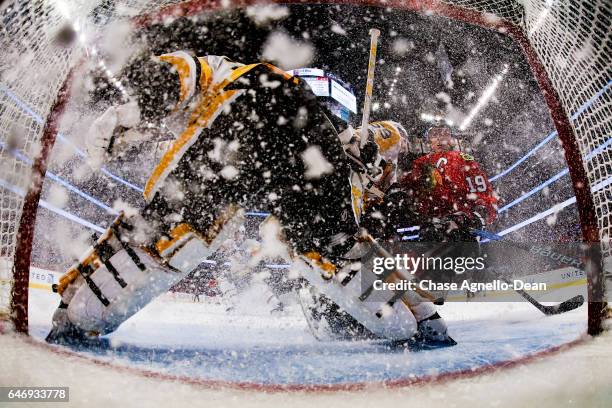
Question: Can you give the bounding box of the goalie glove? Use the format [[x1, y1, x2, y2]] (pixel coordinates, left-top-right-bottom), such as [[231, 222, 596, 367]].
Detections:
[[85, 101, 141, 169], [338, 126, 381, 175], [360, 139, 379, 171]]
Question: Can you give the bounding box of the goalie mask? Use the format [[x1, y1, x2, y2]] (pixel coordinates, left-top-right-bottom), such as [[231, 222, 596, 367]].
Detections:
[[364, 121, 409, 160]]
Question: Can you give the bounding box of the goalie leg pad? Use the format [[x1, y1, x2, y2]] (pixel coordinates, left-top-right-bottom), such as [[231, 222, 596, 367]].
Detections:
[[296, 240, 444, 341], [49, 208, 246, 339], [297, 248, 418, 341], [65, 246, 181, 335], [401, 290, 437, 322], [50, 214, 182, 337]]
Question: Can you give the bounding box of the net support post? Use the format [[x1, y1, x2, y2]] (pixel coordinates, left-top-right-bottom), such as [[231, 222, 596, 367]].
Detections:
[[10, 76, 73, 334]]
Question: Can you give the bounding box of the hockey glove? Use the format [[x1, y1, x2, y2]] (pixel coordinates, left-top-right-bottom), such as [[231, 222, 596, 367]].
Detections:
[[360, 139, 379, 171], [418, 164, 443, 191], [86, 101, 140, 169]]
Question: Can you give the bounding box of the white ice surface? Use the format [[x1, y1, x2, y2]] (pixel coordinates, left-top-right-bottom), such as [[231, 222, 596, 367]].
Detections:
[[2, 272, 611, 406]]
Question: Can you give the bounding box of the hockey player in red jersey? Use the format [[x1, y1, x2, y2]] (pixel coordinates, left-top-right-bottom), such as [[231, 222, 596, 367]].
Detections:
[[403, 125, 498, 241]]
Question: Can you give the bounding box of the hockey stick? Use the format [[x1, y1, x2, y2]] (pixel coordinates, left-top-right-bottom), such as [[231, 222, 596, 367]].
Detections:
[[471, 229, 585, 315], [345, 151, 385, 199], [502, 278, 584, 315], [360, 28, 381, 148]]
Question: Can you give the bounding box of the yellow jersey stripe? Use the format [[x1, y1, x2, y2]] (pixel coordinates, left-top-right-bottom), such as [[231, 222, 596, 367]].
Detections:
[[144, 123, 199, 200], [198, 57, 213, 92], [143, 63, 263, 201], [159, 54, 193, 105]]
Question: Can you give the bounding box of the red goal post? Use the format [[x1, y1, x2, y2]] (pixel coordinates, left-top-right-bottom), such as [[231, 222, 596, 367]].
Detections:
[[0, 0, 609, 335]]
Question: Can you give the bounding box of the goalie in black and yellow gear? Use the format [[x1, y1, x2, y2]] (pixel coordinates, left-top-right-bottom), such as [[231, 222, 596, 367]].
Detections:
[[48, 51, 452, 347]]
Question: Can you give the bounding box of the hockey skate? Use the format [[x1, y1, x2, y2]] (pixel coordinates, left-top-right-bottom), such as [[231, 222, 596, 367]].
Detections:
[[46, 303, 101, 345], [395, 312, 457, 350]]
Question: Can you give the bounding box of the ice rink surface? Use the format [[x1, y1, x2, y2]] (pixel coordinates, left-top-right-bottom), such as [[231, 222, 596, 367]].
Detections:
[[1, 277, 612, 406], [22, 283, 587, 387]]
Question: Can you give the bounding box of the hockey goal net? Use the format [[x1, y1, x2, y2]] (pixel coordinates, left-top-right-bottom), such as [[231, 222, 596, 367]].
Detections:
[[0, 0, 610, 334]]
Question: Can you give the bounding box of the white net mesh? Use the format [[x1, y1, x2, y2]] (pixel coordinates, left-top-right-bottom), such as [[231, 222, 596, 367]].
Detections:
[[0, 0, 185, 320], [0, 0, 83, 319], [446, 1, 612, 246], [443, 0, 524, 23], [0, 0, 609, 325], [519, 0, 612, 243]]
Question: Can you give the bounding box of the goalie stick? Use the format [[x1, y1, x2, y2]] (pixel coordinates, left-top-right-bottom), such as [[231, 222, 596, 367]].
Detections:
[[471, 229, 585, 315], [360, 28, 380, 149]]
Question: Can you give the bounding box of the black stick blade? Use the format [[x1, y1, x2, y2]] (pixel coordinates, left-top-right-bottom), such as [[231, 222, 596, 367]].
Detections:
[[544, 295, 585, 315]]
